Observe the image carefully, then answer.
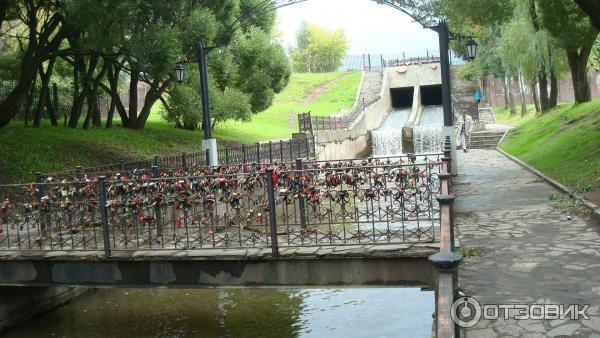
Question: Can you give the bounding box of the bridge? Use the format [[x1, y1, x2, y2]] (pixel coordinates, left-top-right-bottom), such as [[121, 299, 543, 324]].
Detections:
[[0, 151, 453, 287]]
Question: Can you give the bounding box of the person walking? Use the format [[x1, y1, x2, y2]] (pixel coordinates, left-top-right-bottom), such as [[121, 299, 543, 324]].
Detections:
[[457, 111, 473, 153], [474, 89, 481, 104]]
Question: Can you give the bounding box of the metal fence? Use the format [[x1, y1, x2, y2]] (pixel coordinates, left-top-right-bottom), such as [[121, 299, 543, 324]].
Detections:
[[298, 112, 350, 133], [217, 137, 316, 166], [339, 51, 440, 71], [41, 136, 317, 182], [1, 154, 444, 255], [298, 92, 382, 134]]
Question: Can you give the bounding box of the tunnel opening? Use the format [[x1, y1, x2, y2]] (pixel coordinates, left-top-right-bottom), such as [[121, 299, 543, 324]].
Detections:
[[390, 87, 414, 108], [420, 85, 443, 106]]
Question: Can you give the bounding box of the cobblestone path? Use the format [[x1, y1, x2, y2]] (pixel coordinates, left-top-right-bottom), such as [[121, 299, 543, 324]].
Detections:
[[455, 149, 600, 338]]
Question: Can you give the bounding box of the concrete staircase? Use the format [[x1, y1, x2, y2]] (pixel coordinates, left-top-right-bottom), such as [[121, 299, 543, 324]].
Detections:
[[469, 130, 506, 149]]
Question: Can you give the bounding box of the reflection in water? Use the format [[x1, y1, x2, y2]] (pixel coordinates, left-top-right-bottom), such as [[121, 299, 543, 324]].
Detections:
[[1, 288, 433, 338]]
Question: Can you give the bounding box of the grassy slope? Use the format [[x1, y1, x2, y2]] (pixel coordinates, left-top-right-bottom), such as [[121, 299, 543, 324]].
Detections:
[[0, 71, 361, 183], [213, 71, 360, 143], [499, 99, 600, 193], [494, 104, 538, 125]]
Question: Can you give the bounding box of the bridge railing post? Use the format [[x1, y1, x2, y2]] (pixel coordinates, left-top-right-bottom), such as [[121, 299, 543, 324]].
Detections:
[[430, 194, 460, 337], [265, 169, 279, 258], [256, 143, 261, 163], [152, 165, 163, 245], [98, 176, 111, 258], [35, 172, 43, 201], [76, 165, 84, 180], [181, 152, 188, 170], [296, 159, 307, 231]]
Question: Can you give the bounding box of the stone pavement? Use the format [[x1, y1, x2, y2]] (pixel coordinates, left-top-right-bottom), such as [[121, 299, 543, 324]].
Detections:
[[455, 149, 600, 337]]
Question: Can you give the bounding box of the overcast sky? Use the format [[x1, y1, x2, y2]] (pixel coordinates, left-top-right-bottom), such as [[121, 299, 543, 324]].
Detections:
[[276, 0, 439, 57]]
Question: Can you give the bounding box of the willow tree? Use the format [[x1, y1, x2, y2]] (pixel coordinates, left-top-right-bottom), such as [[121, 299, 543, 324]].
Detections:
[[537, 0, 598, 103]]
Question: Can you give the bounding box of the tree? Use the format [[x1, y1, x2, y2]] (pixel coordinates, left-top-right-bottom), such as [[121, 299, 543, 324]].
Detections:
[[573, 0, 600, 31], [162, 1, 290, 131], [0, 0, 70, 127], [290, 23, 349, 73], [537, 0, 598, 103]]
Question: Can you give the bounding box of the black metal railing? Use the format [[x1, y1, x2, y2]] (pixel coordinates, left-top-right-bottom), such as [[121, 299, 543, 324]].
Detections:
[[298, 112, 350, 133], [386, 56, 440, 67], [42, 136, 317, 182], [0, 154, 443, 255]]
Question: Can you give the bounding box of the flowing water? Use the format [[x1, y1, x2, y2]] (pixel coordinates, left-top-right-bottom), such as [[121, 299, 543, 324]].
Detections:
[[413, 106, 444, 154], [371, 106, 444, 156], [1, 288, 434, 338], [371, 108, 410, 156]]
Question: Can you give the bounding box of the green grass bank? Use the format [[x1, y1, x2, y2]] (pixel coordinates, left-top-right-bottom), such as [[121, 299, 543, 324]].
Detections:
[[0, 71, 361, 183], [499, 99, 600, 203]]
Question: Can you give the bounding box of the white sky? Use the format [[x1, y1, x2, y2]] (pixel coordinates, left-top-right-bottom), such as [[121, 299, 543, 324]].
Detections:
[[276, 0, 439, 56]]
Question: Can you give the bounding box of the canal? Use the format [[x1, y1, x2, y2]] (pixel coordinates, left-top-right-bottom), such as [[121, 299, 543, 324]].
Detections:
[[1, 288, 434, 338]]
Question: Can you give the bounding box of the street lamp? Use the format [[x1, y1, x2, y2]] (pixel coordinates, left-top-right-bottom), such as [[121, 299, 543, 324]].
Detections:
[[174, 0, 309, 167], [175, 63, 186, 83], [466, 39, 478, 60]]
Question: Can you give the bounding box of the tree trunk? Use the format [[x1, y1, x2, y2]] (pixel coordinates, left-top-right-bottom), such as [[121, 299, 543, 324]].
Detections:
[[105, 98, 115, 128], [501, 77, 509, 109], [82, 98, 93, 130], [128, 69, 139, 127], [131, 80, 168, 130], [34, 58, 56, 127], [517, 73, 527, 117], [506, 77, 517, 116], [92, 101, 101, 128], [105, 62, 129, 127], [538, 68, 549, 113], [549, 69, 558, 108], [566, 47, 593, 104], [532, 82, 541, 113]]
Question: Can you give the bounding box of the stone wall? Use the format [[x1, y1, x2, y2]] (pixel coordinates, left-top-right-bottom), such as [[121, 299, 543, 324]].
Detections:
[[0, 287, 91, 332]]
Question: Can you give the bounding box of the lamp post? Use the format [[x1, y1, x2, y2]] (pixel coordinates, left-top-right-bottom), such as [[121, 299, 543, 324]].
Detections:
[[175, 42, 218, 166], [433, 21, 477, 175]]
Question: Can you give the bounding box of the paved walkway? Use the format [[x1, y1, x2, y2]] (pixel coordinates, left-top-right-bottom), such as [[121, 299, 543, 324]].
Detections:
[[455, 149, 600, 338]]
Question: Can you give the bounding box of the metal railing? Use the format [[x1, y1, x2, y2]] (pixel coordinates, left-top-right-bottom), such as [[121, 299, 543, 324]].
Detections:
[[0, 154, 444, 256], [41, 136, 317, 182], [298, 112, 351, 133]]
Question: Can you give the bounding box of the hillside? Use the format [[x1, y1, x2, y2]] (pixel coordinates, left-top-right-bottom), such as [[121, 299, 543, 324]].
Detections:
[[0, 71, 362, 183], [499, 99, 600, 205]]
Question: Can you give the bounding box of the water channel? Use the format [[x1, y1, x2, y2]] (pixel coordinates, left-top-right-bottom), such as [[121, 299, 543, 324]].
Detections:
[[1, 287, 434, 338]]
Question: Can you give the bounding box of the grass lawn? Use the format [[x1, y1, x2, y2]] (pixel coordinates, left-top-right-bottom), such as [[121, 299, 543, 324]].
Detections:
[[212, 71, 360, 144], [499, 99, 600, 195], [494, 104, 538, 125], [0, 71, 361, 183]]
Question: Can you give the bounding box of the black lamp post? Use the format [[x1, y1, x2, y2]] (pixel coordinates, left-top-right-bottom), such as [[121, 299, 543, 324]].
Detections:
[[175, 0, 309, 166], [466, 38, 478, 60]]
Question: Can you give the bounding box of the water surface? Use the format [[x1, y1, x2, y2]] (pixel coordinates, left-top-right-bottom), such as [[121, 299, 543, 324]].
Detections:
[[1, 288, 434, 338]]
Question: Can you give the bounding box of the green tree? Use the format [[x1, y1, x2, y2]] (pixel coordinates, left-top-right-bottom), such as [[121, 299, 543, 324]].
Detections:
[[537, 0, 598, 103], [163, 1, 290, 131], [291, 23, 349, 73]]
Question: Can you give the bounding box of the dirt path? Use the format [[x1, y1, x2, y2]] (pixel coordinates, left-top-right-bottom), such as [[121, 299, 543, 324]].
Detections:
[[301, 72, 355, 106]]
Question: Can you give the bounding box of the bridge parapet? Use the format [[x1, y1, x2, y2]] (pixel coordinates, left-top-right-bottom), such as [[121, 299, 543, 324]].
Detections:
[[1, 154, 443, 258]]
